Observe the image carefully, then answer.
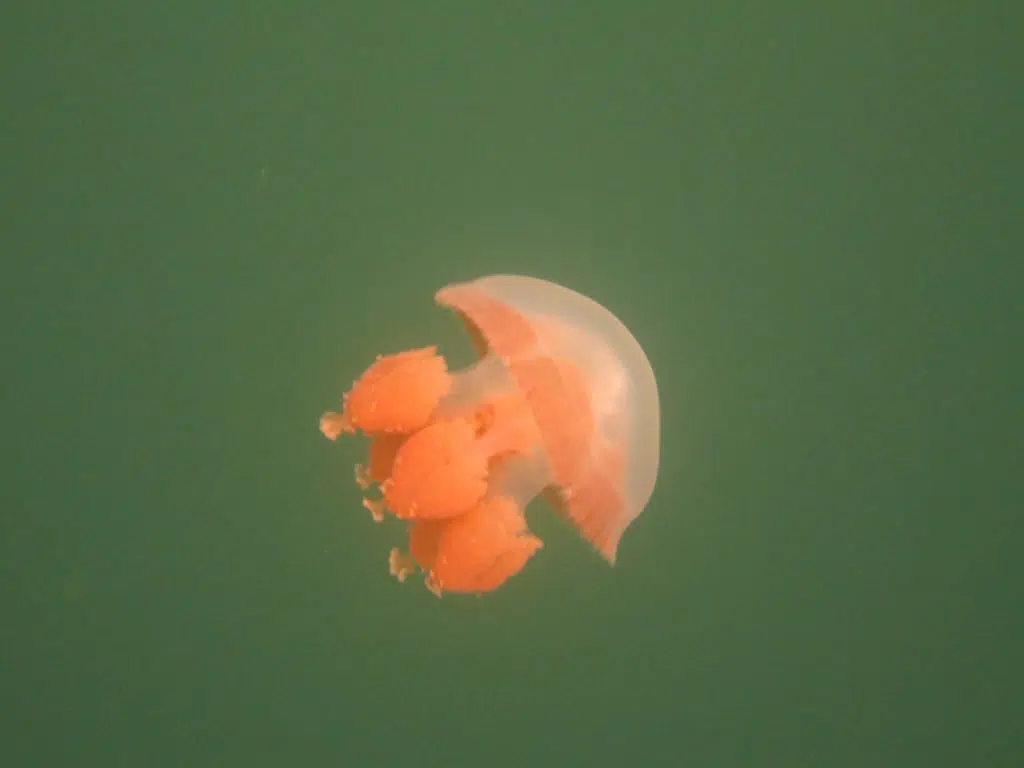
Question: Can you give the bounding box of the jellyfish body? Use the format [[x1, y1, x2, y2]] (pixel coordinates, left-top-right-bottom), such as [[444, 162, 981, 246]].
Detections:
[[320, 275, 660, 596]]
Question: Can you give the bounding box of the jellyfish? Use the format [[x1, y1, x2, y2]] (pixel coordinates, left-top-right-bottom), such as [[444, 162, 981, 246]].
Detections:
[[319, 275, 660, 597]]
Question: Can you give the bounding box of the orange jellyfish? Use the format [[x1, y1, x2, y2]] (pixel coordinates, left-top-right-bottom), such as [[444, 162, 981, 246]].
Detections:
[[320, 275, 660, 597]]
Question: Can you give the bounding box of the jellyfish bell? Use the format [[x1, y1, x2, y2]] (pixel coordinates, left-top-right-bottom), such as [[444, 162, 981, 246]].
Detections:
[[320, 274, 660, 595], [436, 275, 661, 564]]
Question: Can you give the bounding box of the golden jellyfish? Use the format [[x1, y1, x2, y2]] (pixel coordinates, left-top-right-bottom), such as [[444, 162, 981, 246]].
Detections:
[[319, 275, 660, 597]]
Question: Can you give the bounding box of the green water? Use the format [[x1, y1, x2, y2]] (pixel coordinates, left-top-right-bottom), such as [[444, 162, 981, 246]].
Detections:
[[3, 2, 1021, 765]]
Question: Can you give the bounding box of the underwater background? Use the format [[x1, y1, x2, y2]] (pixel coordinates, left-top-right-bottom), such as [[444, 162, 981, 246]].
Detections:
[[3, 2, 1021, 765]]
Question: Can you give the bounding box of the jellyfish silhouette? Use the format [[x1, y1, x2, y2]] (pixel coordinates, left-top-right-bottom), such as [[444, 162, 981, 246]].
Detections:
[[320, 275, 660, 597]]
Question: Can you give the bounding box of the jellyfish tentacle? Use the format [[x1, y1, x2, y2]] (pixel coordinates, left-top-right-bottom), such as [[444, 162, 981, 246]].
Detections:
[[327, 347, 452, 436]]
